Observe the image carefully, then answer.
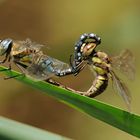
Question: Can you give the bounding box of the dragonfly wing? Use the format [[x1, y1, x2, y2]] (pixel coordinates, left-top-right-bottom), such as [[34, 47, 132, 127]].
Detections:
[[110, 70, 131, 111], [25, 38, 44, 50], [50, 57, 71, 72], [26, 63, 55, 81], [26, 55, 55, 81], [111, 49, 135, 80], [14, 38, 44, 52], [26, 56, 71, 81]]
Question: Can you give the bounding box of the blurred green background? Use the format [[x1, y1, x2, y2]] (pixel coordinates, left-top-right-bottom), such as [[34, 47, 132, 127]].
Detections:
[[0, 0, 139, 140]]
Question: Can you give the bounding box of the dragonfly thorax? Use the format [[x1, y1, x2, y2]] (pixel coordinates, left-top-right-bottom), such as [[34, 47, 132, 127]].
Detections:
[[91, 51, 111, 76]]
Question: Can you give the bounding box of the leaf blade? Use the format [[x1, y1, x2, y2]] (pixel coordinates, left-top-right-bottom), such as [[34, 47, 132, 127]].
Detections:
[[0, 116, 70, 140], [0, 65, 140, 138]]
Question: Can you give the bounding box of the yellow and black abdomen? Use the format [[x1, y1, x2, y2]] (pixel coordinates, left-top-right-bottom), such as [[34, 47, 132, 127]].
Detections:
[[86, 74, 108, 97], [86, 55, 110, 97]]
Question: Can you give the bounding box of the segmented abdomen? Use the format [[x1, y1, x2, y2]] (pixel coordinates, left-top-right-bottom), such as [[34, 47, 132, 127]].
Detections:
[[86, 75, 108, 97]]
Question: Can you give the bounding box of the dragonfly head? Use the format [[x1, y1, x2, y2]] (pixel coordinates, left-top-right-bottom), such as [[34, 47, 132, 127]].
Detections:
[[80, 42, 97, 57], [0, 39, 13, 56], [74, 33, 101, 62]]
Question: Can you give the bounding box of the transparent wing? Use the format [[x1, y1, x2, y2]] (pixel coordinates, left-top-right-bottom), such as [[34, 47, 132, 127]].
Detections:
[[26, 55, 71, 81], [50, 57, 71, 72], [14, 38, 44, 53], [111, 49, 135, 80], [110, 70, 131, 111]]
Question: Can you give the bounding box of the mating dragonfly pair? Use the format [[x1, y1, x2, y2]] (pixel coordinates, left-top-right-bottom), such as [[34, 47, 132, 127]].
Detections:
[[0, 33, 135, 110]]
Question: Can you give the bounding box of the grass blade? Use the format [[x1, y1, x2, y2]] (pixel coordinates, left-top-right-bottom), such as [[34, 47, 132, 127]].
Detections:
[[0, 66, 140, 138], [0, 116, 71, 140]]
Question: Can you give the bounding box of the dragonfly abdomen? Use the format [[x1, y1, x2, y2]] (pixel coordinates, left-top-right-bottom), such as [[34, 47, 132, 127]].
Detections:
[[86, 75, 108, 97], [86, 52, 110, 97]]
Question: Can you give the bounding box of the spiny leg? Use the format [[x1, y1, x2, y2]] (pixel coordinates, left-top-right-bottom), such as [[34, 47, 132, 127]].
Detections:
[[4, 73, 25, 80], [1, 62, 26, 80], [0, 68, 22, 80], [0, 55, 8, 64], [70, 54, 87, 76], [73, 61, 87, 76], [4, 62, 27, 80]]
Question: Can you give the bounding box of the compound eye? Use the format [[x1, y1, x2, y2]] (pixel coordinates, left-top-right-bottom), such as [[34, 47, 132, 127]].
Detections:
[[80, 43, 86, 53], [82, 43, 96, 56], [0, 39, 12, 55]]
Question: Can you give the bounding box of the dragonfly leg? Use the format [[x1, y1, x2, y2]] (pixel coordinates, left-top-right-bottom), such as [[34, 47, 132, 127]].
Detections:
[[14, 63, 27, 74], [46, 78, 85, 94], [0, 62, 26, 80], [73, 61, 87, 76], [0, 57, 8, 64], [4, 73, 25, 80], [2, 62, 26, 80], [46, 79, 62, 86], [69, 53, 87, 76]]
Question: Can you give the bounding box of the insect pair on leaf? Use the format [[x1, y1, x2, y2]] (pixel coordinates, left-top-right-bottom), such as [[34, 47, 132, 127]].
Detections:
[[0, 33, 135, 111]]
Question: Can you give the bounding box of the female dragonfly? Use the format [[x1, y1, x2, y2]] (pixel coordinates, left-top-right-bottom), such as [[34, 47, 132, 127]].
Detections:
[[69, 33, 135, 110], [0, 38, 82, 84]]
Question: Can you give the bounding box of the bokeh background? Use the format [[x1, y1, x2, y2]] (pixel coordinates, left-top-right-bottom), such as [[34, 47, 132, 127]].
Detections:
[[0, 0, 139, 140]]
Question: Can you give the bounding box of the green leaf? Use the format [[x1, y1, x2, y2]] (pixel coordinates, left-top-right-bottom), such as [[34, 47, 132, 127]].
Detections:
[[0, 65, 140, 138], [0, 116, 70, 140]]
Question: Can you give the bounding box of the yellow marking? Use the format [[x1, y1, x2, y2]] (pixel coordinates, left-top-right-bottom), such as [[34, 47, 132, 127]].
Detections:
[[20, 56, 32, 62], [93, 65, 106, 75], [92, 57, 102, 63], [97, 51, 108, 58], [95, 78, 104, 89], [98, 75, 106, 80]]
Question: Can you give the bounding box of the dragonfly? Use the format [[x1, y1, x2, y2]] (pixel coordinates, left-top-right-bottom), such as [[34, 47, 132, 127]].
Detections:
[[0, 38, 83, 86], [69, 33, 135, 110]]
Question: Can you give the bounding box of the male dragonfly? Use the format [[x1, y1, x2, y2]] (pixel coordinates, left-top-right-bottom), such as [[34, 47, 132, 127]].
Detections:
[[69, 33, 135, 110]]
